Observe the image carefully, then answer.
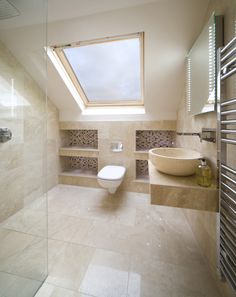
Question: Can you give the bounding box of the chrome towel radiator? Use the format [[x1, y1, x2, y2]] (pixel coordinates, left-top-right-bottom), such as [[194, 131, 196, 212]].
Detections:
[[218, 36, 236, 292]]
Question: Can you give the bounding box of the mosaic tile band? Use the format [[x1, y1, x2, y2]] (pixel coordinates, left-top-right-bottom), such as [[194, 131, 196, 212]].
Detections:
[[69, 157, 98, 172], [136, 160, 149, 178], [68, 130, 98, 148], [136, 130, 176, 151]]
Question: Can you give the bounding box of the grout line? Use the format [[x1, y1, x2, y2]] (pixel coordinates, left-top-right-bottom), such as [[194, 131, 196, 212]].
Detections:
[[0, 269, 45, 285], [43, 281, 98, 297], [0, 226, 47, 241], [48, 237, 131, 257]]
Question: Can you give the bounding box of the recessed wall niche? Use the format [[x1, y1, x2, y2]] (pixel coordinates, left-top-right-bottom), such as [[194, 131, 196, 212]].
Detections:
[[136, 160, 149, 180], [61, 129, 98, 149], [136, 130, 175, 151], [61, 156, 98, 176], [59, 121, 176, 192]]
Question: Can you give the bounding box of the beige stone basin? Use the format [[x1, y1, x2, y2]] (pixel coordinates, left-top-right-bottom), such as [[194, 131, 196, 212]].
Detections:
[[149, 148, 202, 176]]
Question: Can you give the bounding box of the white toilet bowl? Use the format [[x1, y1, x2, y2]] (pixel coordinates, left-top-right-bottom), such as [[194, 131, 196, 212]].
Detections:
[[97, 165, 126, 194]]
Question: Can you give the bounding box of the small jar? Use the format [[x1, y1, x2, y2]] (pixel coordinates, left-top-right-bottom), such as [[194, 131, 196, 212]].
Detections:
[[196, 158, 212, 187]]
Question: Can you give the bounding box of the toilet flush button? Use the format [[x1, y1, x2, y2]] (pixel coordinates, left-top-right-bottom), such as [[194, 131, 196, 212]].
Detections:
[[110, 141, 123, 152]]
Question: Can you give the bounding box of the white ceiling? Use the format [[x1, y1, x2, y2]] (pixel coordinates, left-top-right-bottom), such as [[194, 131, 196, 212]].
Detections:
[[48, 0, 162, 22], [0, 0, 162, 29], [0, 0, 210, 121], [0, 0, 47, 29]]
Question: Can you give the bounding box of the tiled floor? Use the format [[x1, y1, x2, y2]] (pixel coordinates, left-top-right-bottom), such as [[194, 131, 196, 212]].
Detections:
[[1, 185, 222, 297], [42, 185, 221, 297], [0, 193, 48, 297], [0, 221, 48, 290]]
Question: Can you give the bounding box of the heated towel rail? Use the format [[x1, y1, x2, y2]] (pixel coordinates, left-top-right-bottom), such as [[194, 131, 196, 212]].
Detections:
[[218, 36, 236, 292]]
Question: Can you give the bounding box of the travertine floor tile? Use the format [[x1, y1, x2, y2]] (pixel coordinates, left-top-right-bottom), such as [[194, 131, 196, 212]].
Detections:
[[79, 249, 130, 297], [48, 187, 137, 226], [0, 272, 42, 297], [69, 220, 129, 252], [48, 185, 148, 217], [171, 264, 222, 297], [48, 239, 67, 271], [128, 254, 221, 297], [3, 185, 222, 297], [46, 241, 94, 291], [48, 212, 92, 243], [128, 272, 173, 297], [1, 208, 47, 237], [0, 229, 47, 281], [35, 283, 91, 297]]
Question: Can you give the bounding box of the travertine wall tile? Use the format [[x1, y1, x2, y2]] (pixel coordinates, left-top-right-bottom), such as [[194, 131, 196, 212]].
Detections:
[[176, 1, 236, 296], [59, 121, 176, 193], [0, 41, 59, 222], [59, 174, 99, 188]]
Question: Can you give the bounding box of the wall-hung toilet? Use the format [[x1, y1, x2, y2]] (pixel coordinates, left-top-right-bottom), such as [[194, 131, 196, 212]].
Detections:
[[97, 165, 126, 194]]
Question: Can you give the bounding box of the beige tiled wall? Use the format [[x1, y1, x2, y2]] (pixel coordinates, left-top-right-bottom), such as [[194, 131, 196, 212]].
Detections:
[[0, 41, 59, 222], [176, 1, 236, 296], [60, 121, 176, 193], [176, 100, 217, 177], [47, 99, 60, 190]]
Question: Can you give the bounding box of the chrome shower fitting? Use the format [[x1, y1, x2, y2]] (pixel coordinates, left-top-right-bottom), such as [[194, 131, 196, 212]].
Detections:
[[0, 127, 12, 143], [176, 132, 202, 141], [176, 128, 216, 143], [201, 128, 216, 143]]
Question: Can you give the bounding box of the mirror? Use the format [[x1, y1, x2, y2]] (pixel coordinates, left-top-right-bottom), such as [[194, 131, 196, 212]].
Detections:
[[187, 13, 223, 115]]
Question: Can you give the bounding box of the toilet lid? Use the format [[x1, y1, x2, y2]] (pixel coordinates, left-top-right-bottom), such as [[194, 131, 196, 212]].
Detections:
[[98, 165, 126, 181]]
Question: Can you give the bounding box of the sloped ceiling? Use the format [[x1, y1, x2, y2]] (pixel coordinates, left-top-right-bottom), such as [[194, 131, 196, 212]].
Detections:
[[48, 0, 166, 22], [0, 0, 164, 28], [0, 0, 210, 121]]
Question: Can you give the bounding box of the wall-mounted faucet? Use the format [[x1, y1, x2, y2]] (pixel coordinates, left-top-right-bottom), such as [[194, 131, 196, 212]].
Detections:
[[201, 128, 216, 143], [177, 128, 216, 143], [176, 132, 202, 140]]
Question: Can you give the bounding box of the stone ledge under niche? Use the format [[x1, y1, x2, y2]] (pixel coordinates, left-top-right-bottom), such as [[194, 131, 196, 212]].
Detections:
[[59, 147, 99, 158], [59, 171, 99, 188], [59, 156, 98, 187]]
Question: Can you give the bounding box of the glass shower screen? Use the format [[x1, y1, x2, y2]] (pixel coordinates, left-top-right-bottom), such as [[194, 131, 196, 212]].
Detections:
[[0, 1, 48, 296]]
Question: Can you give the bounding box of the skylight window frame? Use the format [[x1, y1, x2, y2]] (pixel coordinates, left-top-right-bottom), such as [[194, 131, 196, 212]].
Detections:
[[51, 32, 144, 107]]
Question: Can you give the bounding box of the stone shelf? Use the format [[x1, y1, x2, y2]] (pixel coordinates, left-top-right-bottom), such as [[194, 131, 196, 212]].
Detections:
[[59, 147, 99, 158], [134, 150, 149, 160], [59, 169, 99, 188], [149, 161, 218, 212], [133, 178, 149, 183], [60, 169, 97, 177]]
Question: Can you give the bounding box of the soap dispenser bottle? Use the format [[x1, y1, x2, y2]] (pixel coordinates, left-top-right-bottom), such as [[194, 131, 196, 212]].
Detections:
[[196, 158, 212, 187]]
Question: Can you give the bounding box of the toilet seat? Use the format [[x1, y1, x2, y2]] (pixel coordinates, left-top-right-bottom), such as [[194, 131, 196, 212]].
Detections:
[[97, 165, 126, 181]]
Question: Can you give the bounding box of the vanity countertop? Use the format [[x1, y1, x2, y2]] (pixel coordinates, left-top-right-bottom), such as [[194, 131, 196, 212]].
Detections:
[[149, 161, 218, 212]]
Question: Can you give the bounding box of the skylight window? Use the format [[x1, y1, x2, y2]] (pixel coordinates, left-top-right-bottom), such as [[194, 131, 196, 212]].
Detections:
[[51, 33, 144, 108]]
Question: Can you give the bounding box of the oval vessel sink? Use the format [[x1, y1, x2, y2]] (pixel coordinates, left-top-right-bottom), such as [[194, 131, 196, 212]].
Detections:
[[149, 148, 202, 176]]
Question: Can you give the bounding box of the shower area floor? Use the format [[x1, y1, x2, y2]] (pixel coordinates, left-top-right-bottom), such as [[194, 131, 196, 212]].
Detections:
[[1, 185, 221, 297]]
